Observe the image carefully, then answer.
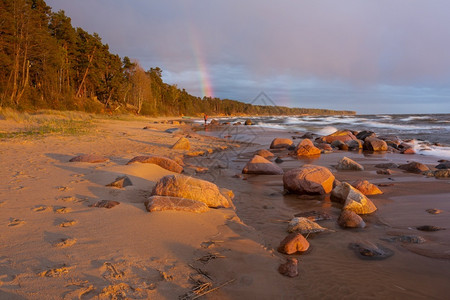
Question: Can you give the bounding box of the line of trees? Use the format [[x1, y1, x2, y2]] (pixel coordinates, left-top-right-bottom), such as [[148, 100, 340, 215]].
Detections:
[[0, 0, 355, 116]]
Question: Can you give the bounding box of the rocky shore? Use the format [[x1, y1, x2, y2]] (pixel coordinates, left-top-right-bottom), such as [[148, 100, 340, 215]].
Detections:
[[0, 117, 449, 299]]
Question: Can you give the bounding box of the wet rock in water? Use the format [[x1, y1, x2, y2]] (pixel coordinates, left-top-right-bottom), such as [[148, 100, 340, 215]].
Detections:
[[165, 128, 180, 134], [90, 200, 120, 209], [293, 139, 321, 157], [316, 143, 333, 151], [255, 149, 275, 158], [278, 258, 299, 278], [336, 157, 364, 171], [106, 176, 133, 188], [435, 161, 450, 169], [416, 225, 446, 232], [145, 195, 209, 213], [338, 210, 366, 228], [346, 139, 363, 150], [398, 161, 430, 174], [151, 174, 232, 208], [270, 138, 294, 149], [69, 154, 109, 163], [301, 132, 316, 139], [233, 121, 242, 125], [363, 137, 388, 151], [277, 233, 310, 255], [294, 210, 332, 222], [242, 155, 284, 175], [350, 241, 394, 260], [275, 157, 284, 164], [356, 130, 376, 141], [352, 179, 383, 195], [376, 169, 392, 175], [209, 119, 219, 125], [126, 156, 183, 173], [381, 235, 426, 244], [401, 147, 415, 154], [171, 137, 190, 150], [331, 140, 348, 151], [321, 130, 358, 144], [283, 165, 335, 195], [331, 182, 377, 214], [433, 169, 450, 178], [244, 119, 252, 125], [375, 162, 399, 169], [287, 217, 327, 234], [426, 208, 443, 214]]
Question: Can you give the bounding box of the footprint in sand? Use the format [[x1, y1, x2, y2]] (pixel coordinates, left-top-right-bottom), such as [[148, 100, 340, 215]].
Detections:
[[56, 196, 87, 203], [57, 186, 72, 192], [32, 205, 52, 212], [59, 220, 77, 227], [54, 207, 72, 214], [39, 265, 73, 277], [53, 238, 77, 248], [8, 218, 25, 227]]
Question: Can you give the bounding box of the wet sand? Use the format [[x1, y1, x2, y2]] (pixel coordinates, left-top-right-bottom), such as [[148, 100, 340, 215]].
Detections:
[[0, 119, 449, 299]]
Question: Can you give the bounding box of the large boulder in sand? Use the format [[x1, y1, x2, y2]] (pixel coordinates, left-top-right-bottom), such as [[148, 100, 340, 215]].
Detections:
[[352, 179, 382, 195], [171, 137, 190, 150], [145, 195, 209, 213], [321, 130, 358, 144], [398, 161, 430, 174], [127, 156, 183, 173], [277, 233, 310, 255], [151, 174, 232, 208], [270, 138, 294, 149], [293, 139, 321, 156], [363, 137, 388, 151], [283, 165, 335, 195], [255, 149, 275, 158], [336, 157, 364, 171], [242, 155, 284, 175], [331, 182, 377, 214], [287, 217, 327, 234], [338, 210, 366, 228], [69, 154, 109, 163]]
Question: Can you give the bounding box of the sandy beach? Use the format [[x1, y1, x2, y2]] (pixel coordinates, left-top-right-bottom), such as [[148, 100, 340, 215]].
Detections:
[[1, 116, 449, 299]]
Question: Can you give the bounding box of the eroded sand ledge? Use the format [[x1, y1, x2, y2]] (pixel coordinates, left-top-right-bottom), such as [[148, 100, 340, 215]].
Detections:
[[0, 118, 449, 299]]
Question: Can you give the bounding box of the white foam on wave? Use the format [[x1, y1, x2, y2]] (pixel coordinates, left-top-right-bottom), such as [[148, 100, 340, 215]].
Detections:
[[410, 140, 450, 159], [400, 116, 433, 122]]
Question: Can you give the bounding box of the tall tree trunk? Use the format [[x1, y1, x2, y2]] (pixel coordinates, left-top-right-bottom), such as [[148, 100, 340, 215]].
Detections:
[[75, 47, 96, 97]]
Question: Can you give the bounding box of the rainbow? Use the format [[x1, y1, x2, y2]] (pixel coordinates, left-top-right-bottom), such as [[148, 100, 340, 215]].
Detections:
[[188, 25, 214, 98]]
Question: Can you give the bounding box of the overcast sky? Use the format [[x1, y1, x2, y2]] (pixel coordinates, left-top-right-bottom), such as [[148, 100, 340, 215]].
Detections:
[[46, 0, 450, 114]]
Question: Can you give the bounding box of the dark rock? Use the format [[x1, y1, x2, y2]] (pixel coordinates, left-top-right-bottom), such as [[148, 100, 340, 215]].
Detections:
[[416, 225, 446, 232], [69, 154, 109, 163], [398, 161, 430, 174], [379, 135, 402, 145], [145, 195, 209, 213], [278, 258, 299, 278], [356, 131, 376, 141], [270, 138, 294, 149], [301, 132, 316, 139], [209, 119, 219, 125], [277, 233, 310, 255], [338, 210, 366, 228], [165, 128, 180, 134], [426, 208, 443, 214], [349, 241, 394, 260], [275, 157, 284, 164], [375, 162, 399, 169], [294, 210, 331, 221], [126, 156, 183, 173], [382, 235, 426, 244], [346, 139, 363, 150], [283, 165, 335, 195], [90, 200, 120, 209], [244, 119, 252, 125], [436, 161, 450, 169], [316, 143, 333, 151], [106, 176, 133, 188], [434, 169, 450, 178]]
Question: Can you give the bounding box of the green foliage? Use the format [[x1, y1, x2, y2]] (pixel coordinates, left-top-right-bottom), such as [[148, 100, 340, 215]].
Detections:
[[0, 0, 355, 116]]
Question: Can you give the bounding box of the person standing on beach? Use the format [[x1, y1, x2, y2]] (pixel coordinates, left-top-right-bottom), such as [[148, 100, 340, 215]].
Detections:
[[204, 114, 208, 126]]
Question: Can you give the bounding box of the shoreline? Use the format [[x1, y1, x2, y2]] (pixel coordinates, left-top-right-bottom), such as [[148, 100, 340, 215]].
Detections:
[[0, 117, 449, 299]]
